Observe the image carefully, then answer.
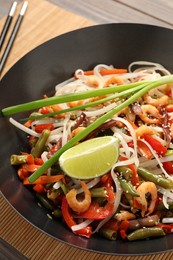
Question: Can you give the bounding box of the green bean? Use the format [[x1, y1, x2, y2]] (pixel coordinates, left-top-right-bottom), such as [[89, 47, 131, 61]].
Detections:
[[60, 181, 69, 195], [116, 166, 132, 181], [31, 129, 50, 158], [127, 227, 166, 241], [29, 136, 38, 148], [118, 178, 139, 197], [36, 193, 55, 211], [157, 202, 173, 210], [47, 188, 62, 200], [90, 187, 108, 198], [99, 228, 118, 240], [52, 208, 62, 218], [10, 154, 28, 165], [137, 167, 173, 189]]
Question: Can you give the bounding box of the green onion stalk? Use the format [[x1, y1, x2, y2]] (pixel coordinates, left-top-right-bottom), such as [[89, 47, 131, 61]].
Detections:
[[2, 75, 173, 182], [2, 81, 147, 116]]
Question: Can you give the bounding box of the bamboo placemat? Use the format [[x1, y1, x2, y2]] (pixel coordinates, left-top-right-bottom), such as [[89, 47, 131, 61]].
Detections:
[[0, 0, 173, 259]]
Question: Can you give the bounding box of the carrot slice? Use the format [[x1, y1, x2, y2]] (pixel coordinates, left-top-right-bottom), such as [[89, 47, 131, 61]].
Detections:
[[74, 68, 127, 78], [23, 174, 64, 184], [33, 183, 45, 193]]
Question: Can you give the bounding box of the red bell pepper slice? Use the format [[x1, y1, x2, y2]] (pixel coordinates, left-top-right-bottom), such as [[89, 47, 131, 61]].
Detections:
[[61, 196, 92, 238], [162, 161, 173, 174], [141, 134, 167, 156], [157, 223, 173, 234], [103, 219, 119, 231], [35, 123, 54, 133], [33, 183, 45, 193], [78, 201, 114, 220], [137, 140, 153, 159], [106, 186, 115, 202]]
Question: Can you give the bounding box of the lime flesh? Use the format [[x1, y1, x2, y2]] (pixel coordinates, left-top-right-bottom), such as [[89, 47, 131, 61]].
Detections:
[[59, 136, 119, 179]]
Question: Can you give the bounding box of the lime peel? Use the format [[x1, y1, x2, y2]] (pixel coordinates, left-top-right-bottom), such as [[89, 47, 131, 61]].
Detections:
[[59, 136, 120, 179]]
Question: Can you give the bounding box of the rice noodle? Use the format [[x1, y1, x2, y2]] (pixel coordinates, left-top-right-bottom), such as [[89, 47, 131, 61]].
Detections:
[[76, 177, 100, 194], [9, 117, 40, 137], [71, 219, 94, 231], [84, 102, 117, 117], [128, 61, 171, 75]]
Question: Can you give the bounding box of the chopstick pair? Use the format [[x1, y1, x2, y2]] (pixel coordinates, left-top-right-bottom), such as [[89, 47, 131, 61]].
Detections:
[[0, 1, 28, 75]]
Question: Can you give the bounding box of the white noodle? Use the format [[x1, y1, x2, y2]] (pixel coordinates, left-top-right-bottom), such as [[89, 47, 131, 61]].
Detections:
[[76, 178, 100, 194], [9, 117, 40, 137], [71, 219, 94, 231], [84, 102, 117, 117]]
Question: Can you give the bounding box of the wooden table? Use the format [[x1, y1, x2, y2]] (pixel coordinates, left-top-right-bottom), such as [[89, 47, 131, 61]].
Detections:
[[0, 0, 173, 259]]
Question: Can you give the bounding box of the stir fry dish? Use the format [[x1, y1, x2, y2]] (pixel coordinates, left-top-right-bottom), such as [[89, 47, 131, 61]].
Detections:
[[2, 61, 173, 241]]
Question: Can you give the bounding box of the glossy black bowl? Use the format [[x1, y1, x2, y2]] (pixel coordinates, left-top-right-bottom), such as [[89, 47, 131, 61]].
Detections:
[[0, 23, 173, 255]]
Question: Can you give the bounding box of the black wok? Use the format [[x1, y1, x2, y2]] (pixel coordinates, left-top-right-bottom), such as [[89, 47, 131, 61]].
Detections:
[[0, 23, 173, 255]]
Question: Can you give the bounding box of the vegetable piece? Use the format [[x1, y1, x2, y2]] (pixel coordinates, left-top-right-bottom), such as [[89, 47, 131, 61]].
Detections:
[[118, 178, 139, 197], [137, 167, 173, 189], [157, 223, 173, 234], [23, 174, 64, 185], [116, 166, 132, 181], [52, 208, 62, 218], [141, 134, 167, 156], [34, 123, 54, 133], [36, 193, 55, 211], [90, 187, 108, 198], [77, 201, 114, 220], [77, 68, 128, 77], [28, 75, 173, 182], [21, 164, 41, 172], [10, 154, 34, 165], [127, 227, 166, 241], [99, 228, 118, 240], [162, 161, 173, 174], [128, 215, 159, 230], [61, 196, 92, 238], [31, 129, 50, 158], [99, 68, 128, 76], [33, 183, 45, 193], [137, 140, 153, 159]]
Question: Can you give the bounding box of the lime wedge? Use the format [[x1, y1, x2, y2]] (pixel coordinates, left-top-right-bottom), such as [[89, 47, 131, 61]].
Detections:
[[59, 136, 120, 179]]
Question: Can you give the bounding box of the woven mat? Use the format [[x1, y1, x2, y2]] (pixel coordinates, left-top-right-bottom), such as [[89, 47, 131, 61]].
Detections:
[[0, 0, 173, 259]]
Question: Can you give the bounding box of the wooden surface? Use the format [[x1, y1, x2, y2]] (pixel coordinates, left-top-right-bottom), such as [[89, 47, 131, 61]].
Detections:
[[0, 0, 173, 259], [50, 0, 173, 28]]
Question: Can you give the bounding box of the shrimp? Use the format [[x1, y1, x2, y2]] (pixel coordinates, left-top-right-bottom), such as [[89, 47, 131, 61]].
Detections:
[[105, 76, 124, 87], [85, 75, 101, 88], [139, 104, 161, 124], [72, 127, 86, 137], [135, 125, 157, 138], [66, 181, 91, 213], [115, 210, 136, 221], [143, 94, 169, 107], [67, 100, 84, 108], [133, 182, 157, 217], [171, 123, 173, 139]]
